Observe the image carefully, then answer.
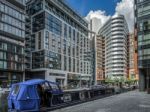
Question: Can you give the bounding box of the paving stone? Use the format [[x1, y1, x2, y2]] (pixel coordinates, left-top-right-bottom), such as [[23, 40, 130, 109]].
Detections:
[[51, 91, 150, 112]]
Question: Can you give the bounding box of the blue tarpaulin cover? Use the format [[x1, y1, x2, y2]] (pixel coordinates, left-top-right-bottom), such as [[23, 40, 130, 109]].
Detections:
[[7, 79, 49, 111]]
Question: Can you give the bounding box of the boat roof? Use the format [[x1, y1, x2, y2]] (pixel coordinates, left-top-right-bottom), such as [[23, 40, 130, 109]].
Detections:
[[22, 79, 46, 85], [13, 79, 58, 86]]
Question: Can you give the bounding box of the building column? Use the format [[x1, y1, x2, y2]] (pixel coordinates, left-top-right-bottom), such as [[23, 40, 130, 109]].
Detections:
[[64, 74, 67, 87], [8, 72, 11, 84], [146, 69, 150, 90], [23, 72, 25, 81], [139, 69, 146, 91]]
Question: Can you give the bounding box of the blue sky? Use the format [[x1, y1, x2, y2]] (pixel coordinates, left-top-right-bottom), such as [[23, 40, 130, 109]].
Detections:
[[65, 0, 121, 17]]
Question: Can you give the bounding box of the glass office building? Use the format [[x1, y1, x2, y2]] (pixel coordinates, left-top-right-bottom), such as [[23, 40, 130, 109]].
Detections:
[[25, 0, 93, 87], [0, 0, 25, 87], [135, 0, 150, 91]]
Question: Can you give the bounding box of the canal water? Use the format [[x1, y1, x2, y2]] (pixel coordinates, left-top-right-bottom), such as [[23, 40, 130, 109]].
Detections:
[[0, 93, 8, 112]]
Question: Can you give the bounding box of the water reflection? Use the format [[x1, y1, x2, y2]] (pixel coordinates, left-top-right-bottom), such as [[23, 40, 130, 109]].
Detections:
[[0, 93, 8, 112]]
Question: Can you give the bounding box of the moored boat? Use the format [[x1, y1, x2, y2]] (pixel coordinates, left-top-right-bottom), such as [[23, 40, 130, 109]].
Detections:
[[8, 79, 63, 111]]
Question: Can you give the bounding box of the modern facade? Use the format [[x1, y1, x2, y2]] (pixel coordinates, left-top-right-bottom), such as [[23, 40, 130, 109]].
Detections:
[[135, 0, 150, 91], [0, 0, 25, 87], [89, 18, 102, 34], [98, 14, 129, 80], [128, 34, 138, 81], [94, 35, 105, 84], [25, 0, 93, 87]]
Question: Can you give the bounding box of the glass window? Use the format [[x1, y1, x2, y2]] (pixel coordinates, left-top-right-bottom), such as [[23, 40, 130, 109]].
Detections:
[[8, 7, 13, 14], [138, 0, 143, 2], [3, 52, 6, 60], [45, 12, 62, 36], [15, 55, 18, 61], [12, 85, 20, 96], [3, 43, 7, 50], [8, 25, 12, 33], [0, 3, 4, 12], [0, 23, 4, 31], [0, 61, 3, 69], [1, 14, 4, 21], [4, 5, 8, 13], [15, 28, 18, 36], [16, 11, 19, 19], [3, 61, 7, 69], [38, 32, 41, 49], [64, 24, 67, 38], [0, 42, 3, 49], [22, 23, 25, 30], [21, 48, 24, 54], [41, 82, 50, 90], [4, 24, 8, 32], [18, 29, 21, 37], [69, 27, 71, 38], [22, 31, 25, 38], [0, 52, 3, 59], [45, 31, 49, 42], [22, 15, 25, 21], [18, 13, 22, 20]]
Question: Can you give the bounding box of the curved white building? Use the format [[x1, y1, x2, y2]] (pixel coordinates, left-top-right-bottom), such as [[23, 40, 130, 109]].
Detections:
[[98, 14, 129, 79]]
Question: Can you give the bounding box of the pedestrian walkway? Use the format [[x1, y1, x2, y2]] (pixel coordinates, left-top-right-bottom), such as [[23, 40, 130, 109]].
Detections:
[[52, 90, 150, 112]]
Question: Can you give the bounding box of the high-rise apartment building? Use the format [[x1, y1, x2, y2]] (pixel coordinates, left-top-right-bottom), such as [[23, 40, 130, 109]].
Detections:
[[25, 0, 93, 87], [0, 0, 25, 86], [98, 14, 129, 80], [135, 0, 150, 91], [94, 35, 105, 84]]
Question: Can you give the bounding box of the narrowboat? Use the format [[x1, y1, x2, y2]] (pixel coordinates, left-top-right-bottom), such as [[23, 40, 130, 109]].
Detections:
[[8, 79, 63, 111]]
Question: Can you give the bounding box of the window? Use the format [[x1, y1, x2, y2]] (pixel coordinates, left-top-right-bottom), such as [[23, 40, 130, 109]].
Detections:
[[15, 55, 18, 61], [45, 13, 62, 36], [138, 0, 143, 3], [143, 21, 150, 31], [41, 82, 50, 90], [3, 43, 7, 50], [0, 61, 3, 69], [0, 42, 3, 49], [73, 29, 75, 41], [4, 24, 8, 32], [0, 23, 4, 30], [64, 24, 67, 38], [45, 31, 49, 49], [0, 3, 4, 12], [12, 85, 20, 96], [49, 83, 59, 91], [3, 52, 6, 60], [64, 56, 67, 70], [22, 15, 25, 21], [0, 52, 3, 59], [4, 5, 8, 13], [38, 32, 41, 49], [3, 61, 7, 69], [69, 27, 71, 39]]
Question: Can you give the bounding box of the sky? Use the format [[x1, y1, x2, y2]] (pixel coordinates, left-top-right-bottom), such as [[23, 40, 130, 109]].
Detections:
[[65, 0, 134, 33], [65, 0, 121, 16]]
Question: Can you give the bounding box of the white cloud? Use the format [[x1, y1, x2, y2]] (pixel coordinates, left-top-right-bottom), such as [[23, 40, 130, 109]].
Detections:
[[85, 10, 111, 33], [85, 0, 134, 33], [115, 0, 134, 33]]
